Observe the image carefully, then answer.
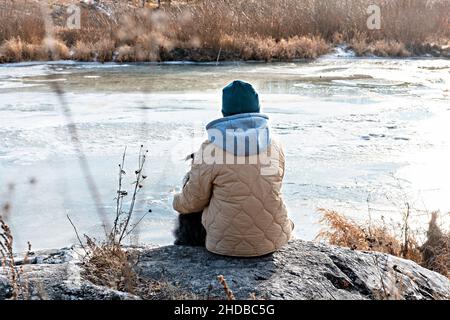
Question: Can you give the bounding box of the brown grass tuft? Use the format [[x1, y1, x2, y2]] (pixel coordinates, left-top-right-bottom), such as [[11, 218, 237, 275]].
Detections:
[[0, 37, 69, 62], [216, 34, 329, 61], [317, 209, 449, 279], [115, 44, 135, 62], [421, 212, 450, 278], [0, 37, 27, 62], [41, 38, 70, 60], [0, 216, 31, 299], [317, 208, 413, 257], [72, 41, 95, 61], [82, 238, 197, 299], [93, 39, 116, 63], [82, 238, 137, 293], [349, 36, 412, 57]]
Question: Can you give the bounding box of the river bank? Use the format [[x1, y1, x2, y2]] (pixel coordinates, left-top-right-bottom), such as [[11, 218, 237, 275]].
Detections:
[[0, 0, 449, 63]]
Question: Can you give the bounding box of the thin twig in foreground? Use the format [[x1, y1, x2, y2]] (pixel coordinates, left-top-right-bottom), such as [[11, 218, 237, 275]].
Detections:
[[67, 214, 88, 256]]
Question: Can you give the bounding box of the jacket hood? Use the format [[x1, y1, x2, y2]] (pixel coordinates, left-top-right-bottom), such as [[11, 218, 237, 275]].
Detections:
[[206, 113, 271, 156]]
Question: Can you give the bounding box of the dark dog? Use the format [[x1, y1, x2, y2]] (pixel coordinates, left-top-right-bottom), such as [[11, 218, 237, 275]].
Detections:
[[173, 211, 206, 246], [173, 153, 207, 247]]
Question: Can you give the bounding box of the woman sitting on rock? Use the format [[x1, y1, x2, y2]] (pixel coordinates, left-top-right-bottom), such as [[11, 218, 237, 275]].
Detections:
[[173, 80, 293, 257]]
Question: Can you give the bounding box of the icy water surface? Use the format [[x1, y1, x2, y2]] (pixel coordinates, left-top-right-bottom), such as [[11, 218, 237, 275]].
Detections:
[[0, 56, 449, 250]]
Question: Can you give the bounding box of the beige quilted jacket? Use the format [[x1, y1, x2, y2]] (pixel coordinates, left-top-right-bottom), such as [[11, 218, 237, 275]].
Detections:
[[173, 114, 293, 257]]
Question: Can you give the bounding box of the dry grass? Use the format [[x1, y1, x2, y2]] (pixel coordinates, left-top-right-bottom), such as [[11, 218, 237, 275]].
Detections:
[[75, 146, 146, 288], [421, 212, 450, 278], [0, 216, 32, 300], [1, 0, 449, 62], [349, 35, 412, 57], [317, 209, 449, 279], [94, 39, 116, 63], [42, 38, 70, 60], [216, 34, 330, 61], [115, 44, 135, 62], [0, 182, 36, 300], [0, 0, 45, 44], [72, 39, 115, 62], [0, 216, 19, 299], [72, 41, 94, 61], [217, 275, 235, 300], [0, 37, 69, 63], [82, 237, 137, 293], [73, 146, 196, 299], [81, 238, 197, 299], [317, 208, 406, 256]]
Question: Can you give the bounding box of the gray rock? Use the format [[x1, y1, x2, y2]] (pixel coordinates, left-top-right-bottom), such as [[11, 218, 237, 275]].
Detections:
[[1, 247, 138, 300], [1, 240, 449, 300], [134, 240, 450, 300], [14, 247, 78, 266], [0, 275, 12, 300]]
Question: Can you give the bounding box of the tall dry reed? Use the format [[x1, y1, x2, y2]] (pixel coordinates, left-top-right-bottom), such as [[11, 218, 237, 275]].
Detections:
[[1, 0, 449, 62]]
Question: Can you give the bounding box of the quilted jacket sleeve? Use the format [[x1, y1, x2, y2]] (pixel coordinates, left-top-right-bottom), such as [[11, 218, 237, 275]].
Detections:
[[278, 141, 286, 180], [173, 143, 215, 214]]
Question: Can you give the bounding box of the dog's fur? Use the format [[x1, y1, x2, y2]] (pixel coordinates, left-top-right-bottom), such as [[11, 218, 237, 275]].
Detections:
[[173, 153, 207, 247], [173, 211, 206, 246]]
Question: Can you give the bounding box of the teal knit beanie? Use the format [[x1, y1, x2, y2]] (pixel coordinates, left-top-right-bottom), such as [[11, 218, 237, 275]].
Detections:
[[221, 80, 260, 117]]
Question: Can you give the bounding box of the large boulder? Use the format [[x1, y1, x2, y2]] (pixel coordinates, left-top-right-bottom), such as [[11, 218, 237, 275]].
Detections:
[[135, 240, 450, 300], [1, 240, 449, 300]]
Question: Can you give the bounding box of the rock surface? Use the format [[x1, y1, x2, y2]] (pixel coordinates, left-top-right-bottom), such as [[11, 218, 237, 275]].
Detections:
[[0, 247, 138, 300], [1, 240, 449, 300]]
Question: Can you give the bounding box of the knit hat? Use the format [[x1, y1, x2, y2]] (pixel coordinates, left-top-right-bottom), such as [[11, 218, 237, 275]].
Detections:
[[221, 80, 260, 117]]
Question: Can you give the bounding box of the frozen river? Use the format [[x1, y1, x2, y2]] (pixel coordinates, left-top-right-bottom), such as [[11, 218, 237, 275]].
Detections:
[[1, 55, 449, 250]]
